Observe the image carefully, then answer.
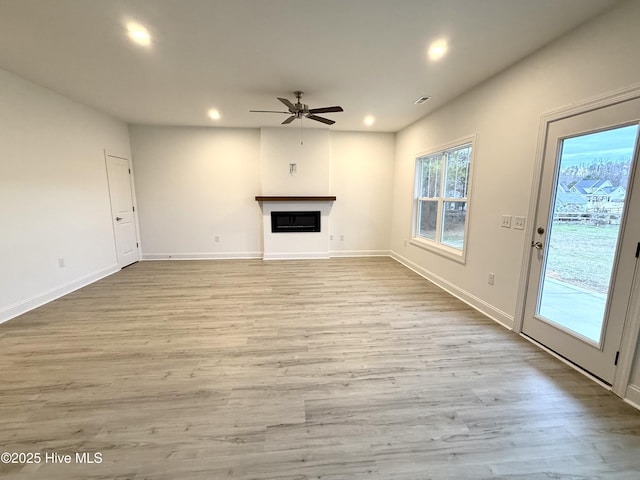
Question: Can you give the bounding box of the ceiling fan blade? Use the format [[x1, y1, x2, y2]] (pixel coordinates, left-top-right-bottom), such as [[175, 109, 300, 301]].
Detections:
[[281, 116, 296, 125], [277, 97, 296, 112], [249, 110, 289, 114], [308, 106, 344, 114], [306, 114, 335, 125]]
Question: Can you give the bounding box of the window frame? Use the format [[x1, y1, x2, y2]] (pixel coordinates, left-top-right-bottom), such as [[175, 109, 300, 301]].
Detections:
[[411, 136, 476, 264]]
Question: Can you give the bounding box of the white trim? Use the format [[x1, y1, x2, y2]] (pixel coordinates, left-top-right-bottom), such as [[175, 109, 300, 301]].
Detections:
[[142, 252, 263, 260], [126, 155, 144, 256], [329, 250, 390, 258], [104, 150, 120, 264], [613, 260, 640, 396], [545, 82, 640, 123], [624, 385, 640, 411], [263, 252, 330, 261], [409, 238, 465, 264], [0, 265, 120, 325], [513, 113, 549, 333], [520, 333, 613, 391], [390, 251, 514, 329], [143, 251, 391, 260], [414, 135, 477, 159]]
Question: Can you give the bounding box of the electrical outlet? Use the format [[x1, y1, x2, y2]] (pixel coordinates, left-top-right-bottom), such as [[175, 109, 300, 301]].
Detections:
[[404, 240, 408, 247], [514, 216, 526, 230], [330, 234, 334, 240], [58, 258, 65, 268], [501, 215, 512, 228], [340, 234, 345, 241], [488, 273, 495, 285], [214, 235, 220, 243]]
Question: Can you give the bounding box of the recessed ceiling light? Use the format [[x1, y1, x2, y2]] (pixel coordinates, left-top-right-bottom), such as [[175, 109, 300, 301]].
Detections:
[[428, 39, 448, 61], [364, 115, 375, 126], [127, 22, 151, 47], [208, 109, 221, 120]]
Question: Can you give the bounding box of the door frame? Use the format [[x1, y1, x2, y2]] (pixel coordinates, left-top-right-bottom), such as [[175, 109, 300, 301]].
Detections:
[[514, 82, 640, 398], [104, 151, 141, 268]]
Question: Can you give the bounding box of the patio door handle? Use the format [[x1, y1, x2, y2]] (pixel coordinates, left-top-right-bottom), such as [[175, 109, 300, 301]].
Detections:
[[531, 241, 543, 250]]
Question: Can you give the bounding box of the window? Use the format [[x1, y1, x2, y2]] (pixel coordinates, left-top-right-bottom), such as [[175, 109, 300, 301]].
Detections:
[[413, 140, 473, 261]]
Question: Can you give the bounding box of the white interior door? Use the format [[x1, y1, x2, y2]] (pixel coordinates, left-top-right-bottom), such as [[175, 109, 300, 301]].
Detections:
[[106, 154, 139, 268], [522, 97, 640, 384]]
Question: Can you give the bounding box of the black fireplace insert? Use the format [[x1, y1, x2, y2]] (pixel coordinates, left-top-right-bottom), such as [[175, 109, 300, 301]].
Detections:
[[271, 211, 321, 233]]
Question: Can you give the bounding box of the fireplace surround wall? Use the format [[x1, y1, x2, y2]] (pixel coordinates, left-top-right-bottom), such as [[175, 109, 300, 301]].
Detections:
[[256, 196, 335, 260]]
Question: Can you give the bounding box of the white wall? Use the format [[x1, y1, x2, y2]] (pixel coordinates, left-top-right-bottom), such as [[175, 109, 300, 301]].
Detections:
[[260, 128, 331, 195], [390, 0, 640, 390], [129, 126, 395, 259], [0, 67, 131, 323], [129, 126, 263, 259], [330, 131, 395, 256]]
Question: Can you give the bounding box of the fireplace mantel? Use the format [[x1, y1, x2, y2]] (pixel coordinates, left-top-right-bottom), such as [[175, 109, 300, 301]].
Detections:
[[255, 196, 336, 202]]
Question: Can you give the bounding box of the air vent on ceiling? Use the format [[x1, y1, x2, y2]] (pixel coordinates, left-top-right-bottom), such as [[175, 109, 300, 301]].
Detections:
[[413, 96, 431, 105]]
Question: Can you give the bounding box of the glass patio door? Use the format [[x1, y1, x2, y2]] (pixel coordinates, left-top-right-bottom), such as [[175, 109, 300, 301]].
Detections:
[[522, 97, 640, 384]]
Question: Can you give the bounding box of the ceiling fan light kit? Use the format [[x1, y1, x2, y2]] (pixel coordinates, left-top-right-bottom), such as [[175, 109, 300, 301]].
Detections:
[[250, 91, 344, 126]]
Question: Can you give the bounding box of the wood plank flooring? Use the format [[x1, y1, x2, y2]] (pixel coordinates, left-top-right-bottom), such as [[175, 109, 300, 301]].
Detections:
[[1, 257, 639, 479]]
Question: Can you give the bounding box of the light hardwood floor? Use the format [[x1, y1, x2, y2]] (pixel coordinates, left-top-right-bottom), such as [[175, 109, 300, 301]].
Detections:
[[1, 257, 639, 479]]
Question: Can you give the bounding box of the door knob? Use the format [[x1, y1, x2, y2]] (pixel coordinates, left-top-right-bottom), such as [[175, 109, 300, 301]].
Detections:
[[531, 241, 543, 249], [115, 216, 123, 221]]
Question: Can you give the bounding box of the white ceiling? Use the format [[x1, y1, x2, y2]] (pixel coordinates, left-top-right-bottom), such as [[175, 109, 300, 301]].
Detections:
[[0, 0, 621, 132]]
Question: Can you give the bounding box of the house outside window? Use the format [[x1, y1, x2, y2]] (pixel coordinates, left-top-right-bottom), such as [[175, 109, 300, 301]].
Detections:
[[412, 138, 474, 262]]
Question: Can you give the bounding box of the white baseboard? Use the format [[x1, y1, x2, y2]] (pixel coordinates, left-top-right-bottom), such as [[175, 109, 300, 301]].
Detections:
[[263, 252, 330, 260], [142, 252, 263, 260], [144, 251, 390, 261], [330, 249, 390, 258], [390, 251, 514, 330], [0, 264, 120, 325], [624, 385, 640, 411]]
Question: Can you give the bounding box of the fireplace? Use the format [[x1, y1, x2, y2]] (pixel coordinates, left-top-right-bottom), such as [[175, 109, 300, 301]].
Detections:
[[256, 197, 335, 259], [271, 211, 321, 233]]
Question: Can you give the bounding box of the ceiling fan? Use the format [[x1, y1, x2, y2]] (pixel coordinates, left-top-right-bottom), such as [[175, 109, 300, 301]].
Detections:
[[250, 91, 344, 125]]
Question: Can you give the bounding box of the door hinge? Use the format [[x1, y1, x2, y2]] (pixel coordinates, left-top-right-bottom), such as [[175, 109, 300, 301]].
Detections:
[[132, 206, 135, 212], [136, 242, 139, 248], [128, 168, 131, 174], [614, 351, 620, 365], [635, 241, 640, 258]]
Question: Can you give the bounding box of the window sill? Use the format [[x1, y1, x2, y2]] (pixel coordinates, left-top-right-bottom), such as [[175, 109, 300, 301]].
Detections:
[[409, 237, 467, 265]]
